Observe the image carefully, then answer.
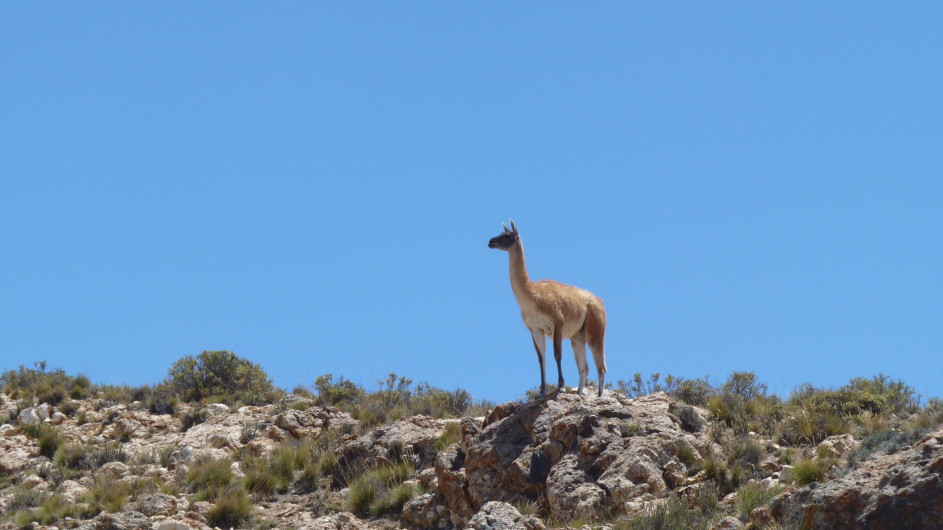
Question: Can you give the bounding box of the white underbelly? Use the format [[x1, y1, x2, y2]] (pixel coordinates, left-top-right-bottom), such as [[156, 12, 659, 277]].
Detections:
[[521, 311, 583, 339]]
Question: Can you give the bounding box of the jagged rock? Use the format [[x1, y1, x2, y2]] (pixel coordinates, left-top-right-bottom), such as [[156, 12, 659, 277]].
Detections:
[[167, 446, 193, 470], [440, 392, 710, 524], [434, 443, 475, 524], [99, 461, 130, 480], [815, 433, 857, 460], [112, 417, 143, 439], [207, 431, 236, 449], [58, 479, 89, 503], [134, 492, 179, 516], [337, 415, 446, 472], [0, 433, 33, 474], [401, 492, 451, 529], [713, 515, 744, 529], [274, 406, 357, 440], [466, 501, 546, 530], [751, 424, 943, 529]]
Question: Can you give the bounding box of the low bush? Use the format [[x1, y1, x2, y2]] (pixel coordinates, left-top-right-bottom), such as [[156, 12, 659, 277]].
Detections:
[[186, 457, 235, 501], [85, 477, 131, 514], [792, 457, 834, 486], [167, 350, 276, 405], [346, 461, 416, 517], [737, 482, 783, 519], [206, 485, 253, 528]]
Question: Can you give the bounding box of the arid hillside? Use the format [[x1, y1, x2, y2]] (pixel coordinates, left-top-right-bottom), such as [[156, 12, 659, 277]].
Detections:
[[2, 354, 942, 529]]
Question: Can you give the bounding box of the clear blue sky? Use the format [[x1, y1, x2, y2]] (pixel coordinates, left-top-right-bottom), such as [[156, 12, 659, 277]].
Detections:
[[2, 4, 941, 404]]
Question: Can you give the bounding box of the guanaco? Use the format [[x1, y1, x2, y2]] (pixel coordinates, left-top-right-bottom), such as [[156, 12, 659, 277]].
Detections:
[[488, 220, 607, 397]]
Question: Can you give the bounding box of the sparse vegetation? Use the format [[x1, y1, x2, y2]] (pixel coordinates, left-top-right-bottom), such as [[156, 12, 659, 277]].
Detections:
[[2, 359, 942, 529], [314, 372, 491, 427]]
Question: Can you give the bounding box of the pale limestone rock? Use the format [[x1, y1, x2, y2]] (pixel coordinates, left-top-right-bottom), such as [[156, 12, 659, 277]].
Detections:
[[466, 501, 546, 530], [49, 411, 67, 425], [204, 403, 229, 416], [135, 492, 179, 516], [21, 474, 44, 489], [815, 433, 858, 460], [99, 461, 130, 480], [18, 408, 41, 425]]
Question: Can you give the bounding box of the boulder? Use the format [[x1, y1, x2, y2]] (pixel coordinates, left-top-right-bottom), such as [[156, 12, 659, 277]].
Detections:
[[815, 433, 858, 460], [18, 408, 41, 425], [713, 515, 745, 529], [401, 492, 451, 529], [274, 406, 358, 439], [135, 492, 179, 516], [466, 501, 546, 530], [49, 411, 68, 425], [204, 403, 229, 416]]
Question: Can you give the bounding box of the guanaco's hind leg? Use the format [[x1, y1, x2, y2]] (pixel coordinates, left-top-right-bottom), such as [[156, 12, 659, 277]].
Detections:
[[585, 302, 607, 397], [571, 332, 590, 395]]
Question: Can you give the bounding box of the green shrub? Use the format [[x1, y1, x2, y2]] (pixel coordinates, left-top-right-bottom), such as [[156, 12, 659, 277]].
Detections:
[[13, 494, 71, 527], [792, 457, 834, 486], [37, 425, 64, 459], [206, 485, 253, 528], [346, 461, 416, 517], [912, 397, 943, 430], [86, 477, 131, 514], [779, 407, 849, 446], [9, 486, 47, 511], [314, 374, 365, 406], [168, 350, 275, 405], [435, 422, 461, 452], [186, 458, 235, 501], [737, 482, 783, 519], [53, 444, 87, 469], [674, 441, 698, 467]]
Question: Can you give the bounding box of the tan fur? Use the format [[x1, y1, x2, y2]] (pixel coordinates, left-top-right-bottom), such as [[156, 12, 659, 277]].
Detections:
[[491, 221, 607, 397]]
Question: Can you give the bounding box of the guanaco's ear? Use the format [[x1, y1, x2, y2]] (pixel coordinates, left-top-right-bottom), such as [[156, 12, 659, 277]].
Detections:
[[510, 219, 518, 234], [502, 222, 511, 233]]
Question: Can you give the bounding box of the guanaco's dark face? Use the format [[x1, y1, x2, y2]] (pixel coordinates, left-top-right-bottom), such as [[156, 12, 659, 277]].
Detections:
[[488, 221, 520, 251]]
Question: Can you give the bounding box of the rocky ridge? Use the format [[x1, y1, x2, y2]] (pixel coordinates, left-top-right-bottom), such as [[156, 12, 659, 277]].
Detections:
[[2, 389, 942, 529]]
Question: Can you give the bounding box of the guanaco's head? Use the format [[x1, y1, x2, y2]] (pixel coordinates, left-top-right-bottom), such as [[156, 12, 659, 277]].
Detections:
[[488, 220, 520, 251]]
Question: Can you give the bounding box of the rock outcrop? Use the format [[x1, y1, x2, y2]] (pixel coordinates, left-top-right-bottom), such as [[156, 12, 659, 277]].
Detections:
[[432, 391, 713, 526], [750, 424, 943, 529]]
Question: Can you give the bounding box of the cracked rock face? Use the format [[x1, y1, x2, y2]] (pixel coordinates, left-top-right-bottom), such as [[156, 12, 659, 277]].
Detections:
[[436, 391, 712, 523], [751, 424, 943, 530]]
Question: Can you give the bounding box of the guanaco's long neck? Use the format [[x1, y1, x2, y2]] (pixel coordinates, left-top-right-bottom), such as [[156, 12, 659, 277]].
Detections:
[[508, 241, 531, 300]]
